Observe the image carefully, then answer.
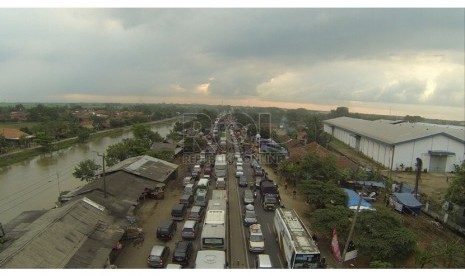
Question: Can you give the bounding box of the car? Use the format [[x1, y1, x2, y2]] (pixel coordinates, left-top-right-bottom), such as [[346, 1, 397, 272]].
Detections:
[[243, 189, 255, 205], [147, 245, 170, 268], [183, 176, 192, 187], [171, 203, 187, 221], [156, 220, 177, 240], [194, 189, 208, 207], [255, 254, 273, 269], [262, 194, 279, 211], [181, 220, 200, 240], [172, 241, 194, 267], [187, 205, 204, 222], [243, 209, 258, 226], [238, 175, 248, 187], [179, 194, 194, 207], [234, 152, 241, 160], [236, 165, 244, 177], [249, 224, 265, 253], [216, 177, 226, 190]]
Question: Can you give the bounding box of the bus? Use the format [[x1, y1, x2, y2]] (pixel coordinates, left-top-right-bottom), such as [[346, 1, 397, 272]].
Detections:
[[200, 199, 227, 250], [214, 154, 228, 178], [273, 207, 322, 268], [195, 250, 227, 269]]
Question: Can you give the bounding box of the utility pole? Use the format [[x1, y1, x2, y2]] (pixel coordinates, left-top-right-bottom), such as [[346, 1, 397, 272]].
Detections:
[[340, 193, 363, 268], [96, 152, 107, 198], [414, 158, 422, 198]]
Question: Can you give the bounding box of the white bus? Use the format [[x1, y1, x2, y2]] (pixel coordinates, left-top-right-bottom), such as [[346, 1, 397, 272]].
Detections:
[[274, 208, 322, 268], [214, 154, 228, 178], [195, 250, 227, 269], [200, 199, 227, 250]]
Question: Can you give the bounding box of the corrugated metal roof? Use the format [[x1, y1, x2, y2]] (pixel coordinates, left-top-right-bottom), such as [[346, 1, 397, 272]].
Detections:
[[323, 117, 465, 145], [0, 198, 124, 268], [106, 155, 178, 183]]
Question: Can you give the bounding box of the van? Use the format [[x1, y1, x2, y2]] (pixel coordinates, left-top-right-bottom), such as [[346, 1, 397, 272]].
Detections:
[[171, 203, 187, 221], [255, 254, 272, 269], [181, 220, 199, 240], [184, 184, 196, 196]]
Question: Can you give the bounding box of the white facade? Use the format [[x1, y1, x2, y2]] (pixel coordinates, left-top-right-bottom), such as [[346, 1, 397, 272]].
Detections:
[[324, 117, 465, 172]]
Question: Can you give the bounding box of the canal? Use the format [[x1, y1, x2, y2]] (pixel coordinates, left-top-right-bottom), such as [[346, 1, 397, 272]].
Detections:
[[0, 120, 175, 224]]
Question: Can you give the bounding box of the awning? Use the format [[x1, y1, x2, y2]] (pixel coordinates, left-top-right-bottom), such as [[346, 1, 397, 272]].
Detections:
[[428, 150, 455, 156]]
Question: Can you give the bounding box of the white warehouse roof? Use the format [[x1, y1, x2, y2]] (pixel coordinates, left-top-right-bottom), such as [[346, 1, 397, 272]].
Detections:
[[323, 117, 465, 145]]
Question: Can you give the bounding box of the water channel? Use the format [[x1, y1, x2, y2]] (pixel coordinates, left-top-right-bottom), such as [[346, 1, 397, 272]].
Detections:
[[0, 120, 175, 224]]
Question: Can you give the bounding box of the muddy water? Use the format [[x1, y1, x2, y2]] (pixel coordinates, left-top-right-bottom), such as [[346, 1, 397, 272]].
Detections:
[[0, 121, 174, 224]]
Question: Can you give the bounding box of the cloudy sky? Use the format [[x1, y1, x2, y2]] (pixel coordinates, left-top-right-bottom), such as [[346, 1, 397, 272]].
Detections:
[[0, 8, 463, 120]]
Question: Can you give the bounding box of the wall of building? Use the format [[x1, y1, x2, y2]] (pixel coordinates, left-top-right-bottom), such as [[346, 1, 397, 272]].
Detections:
[[324, 123, 464, 173], [394, 135, 464, 172], [359, 137, 393, 169]]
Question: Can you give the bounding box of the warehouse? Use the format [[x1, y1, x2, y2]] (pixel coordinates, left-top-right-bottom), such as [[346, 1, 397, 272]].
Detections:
[[323, 117, 465, 173]]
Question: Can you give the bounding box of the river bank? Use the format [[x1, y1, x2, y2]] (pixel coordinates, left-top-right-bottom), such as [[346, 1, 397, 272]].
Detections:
[[0, 117, 179, 168]]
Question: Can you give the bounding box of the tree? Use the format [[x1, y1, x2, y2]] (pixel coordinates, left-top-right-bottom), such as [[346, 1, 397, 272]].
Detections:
[[77, 129, 91, 143], [354, 209, 417, 262], [446, 161, 465, 205], [73, 159, 101, 182], [299, 152, 339, 183], [330, 106, 349, 118], [310, 205, 353, 239], [0, 134, 9, 154], [299, 180, 347, 209], [432, 239, 465, 268], [278, 160, 300, 187], [132, 124, 163, 147], [105, 138, 147, 166]]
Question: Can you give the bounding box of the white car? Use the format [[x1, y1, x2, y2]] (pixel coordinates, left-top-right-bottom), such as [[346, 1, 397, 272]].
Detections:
[[236, 165, 244, 177]]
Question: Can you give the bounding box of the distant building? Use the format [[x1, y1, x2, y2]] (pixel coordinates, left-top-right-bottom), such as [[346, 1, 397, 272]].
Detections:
[[323, 117, 465, 173], [0, 128, 34, 146]]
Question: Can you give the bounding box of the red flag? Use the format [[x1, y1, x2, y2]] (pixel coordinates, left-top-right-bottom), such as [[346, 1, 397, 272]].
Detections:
[[331, 229, 342, 262]]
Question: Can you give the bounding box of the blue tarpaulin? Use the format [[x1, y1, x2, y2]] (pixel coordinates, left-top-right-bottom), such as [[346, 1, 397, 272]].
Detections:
[[343, 188, 374, 210], [390, 192, 423, 215], [392, 193, 423, 208]]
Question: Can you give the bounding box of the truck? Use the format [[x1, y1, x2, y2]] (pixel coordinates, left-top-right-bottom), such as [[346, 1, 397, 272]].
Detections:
[[260, 179, 280, 199], [214, 154, 228, 178], [273, 208, 322, 268]]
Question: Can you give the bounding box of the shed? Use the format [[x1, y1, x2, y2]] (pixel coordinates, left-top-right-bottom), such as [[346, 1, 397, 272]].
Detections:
[[390, 193, 423, 215], [0, 198, 124, 268]]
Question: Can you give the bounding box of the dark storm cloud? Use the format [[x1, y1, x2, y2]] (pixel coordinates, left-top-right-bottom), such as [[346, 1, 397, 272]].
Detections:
[[0, 8, 462, 119]]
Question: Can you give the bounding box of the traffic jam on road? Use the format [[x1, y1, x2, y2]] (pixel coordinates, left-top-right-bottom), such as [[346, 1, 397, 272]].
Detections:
[[147, 113, 324, 269]]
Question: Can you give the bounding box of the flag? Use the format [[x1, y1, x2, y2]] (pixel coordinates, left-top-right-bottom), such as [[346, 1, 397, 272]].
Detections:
[[331, 228, 342, 262]]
